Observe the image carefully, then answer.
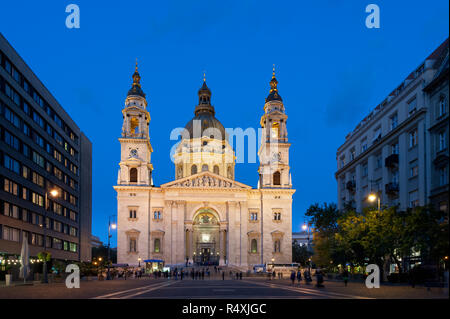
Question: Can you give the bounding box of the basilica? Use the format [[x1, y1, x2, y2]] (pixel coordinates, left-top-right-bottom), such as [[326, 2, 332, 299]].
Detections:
[[114, 64, 295, 270]]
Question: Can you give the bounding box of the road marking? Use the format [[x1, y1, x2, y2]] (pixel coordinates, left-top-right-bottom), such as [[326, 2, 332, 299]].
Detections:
[[245, 280, 373, 299], [119, 282, 174, 299], [92, 281, 171, 299]]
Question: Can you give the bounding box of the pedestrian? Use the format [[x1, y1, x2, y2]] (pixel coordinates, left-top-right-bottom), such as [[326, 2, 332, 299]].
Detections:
[[315, 269, 324, 288], [342, 268, 349, 287], [290, 271, 296, 285], [272, 271, 276, 280], [240, 272, 243, 280], [296, 270, 302, 286], [236, 272, 239, 280], [202, 269, 205, 280], [222, 271, 225, 280]]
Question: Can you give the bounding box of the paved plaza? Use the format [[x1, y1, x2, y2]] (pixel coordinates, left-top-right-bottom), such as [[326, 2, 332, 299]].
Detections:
[[0, 276, 447, 299]]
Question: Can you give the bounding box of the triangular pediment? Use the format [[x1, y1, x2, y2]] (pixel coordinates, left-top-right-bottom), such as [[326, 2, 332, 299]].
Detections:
[[161, 171, 252, 189]]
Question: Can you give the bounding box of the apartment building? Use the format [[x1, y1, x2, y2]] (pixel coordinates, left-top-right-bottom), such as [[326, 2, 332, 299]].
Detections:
[[335, 39, 449, 214], [0, 33, 92, 262]]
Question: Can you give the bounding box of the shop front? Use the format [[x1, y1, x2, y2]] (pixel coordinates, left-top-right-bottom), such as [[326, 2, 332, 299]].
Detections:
[[144, 259, 164, 273]]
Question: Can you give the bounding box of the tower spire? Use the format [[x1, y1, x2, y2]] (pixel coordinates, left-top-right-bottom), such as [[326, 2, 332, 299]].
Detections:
[[266, 64, 282, 102], [127, 60, 145, 98]]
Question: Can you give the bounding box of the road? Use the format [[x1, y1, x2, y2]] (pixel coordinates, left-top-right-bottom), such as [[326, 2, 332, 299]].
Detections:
[[0, 276, 447, 299]]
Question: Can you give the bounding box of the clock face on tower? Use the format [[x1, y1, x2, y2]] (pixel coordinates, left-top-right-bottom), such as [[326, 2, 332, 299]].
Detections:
[[130, 149, 138, 157]]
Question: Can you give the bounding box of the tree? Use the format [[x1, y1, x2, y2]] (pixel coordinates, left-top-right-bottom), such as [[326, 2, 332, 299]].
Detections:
[[292, 241, 310, 266]]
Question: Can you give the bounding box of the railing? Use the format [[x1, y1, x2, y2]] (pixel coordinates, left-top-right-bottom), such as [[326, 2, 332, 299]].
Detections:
[[385, 154, 399, 168]]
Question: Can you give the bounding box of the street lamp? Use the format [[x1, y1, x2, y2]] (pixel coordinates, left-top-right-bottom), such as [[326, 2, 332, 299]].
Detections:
[[42, 188, 59, 284], [368, 192, 381, 212], [107, 215, 117, 280], [138, 257, 142, 268]]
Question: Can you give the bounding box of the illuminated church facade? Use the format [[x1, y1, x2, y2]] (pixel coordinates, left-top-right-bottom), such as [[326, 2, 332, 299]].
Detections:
[[114, 65, 295, 270]]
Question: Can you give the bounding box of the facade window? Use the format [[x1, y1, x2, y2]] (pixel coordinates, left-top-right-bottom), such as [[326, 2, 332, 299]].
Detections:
[[202, 164, 209, 172], [438, 132, 446, 151], [129, 168, 138, 183], [153, 210, 162, 220], [375, 154, 382, 169], [32, 152, 45, 168], [32, 172, 44, 187], [391, 142, 399, 155], [3, 178, 18, 196], [361, 140, 368, 153], [70, 242, 78, 253], [273, 212, 281, 221], [3, 202, 19, 219], [408, 97, 417, 116], [274, 240, 281, 253], [191, 165, 197, 175], [69, 210, 77, 221], [213, 165, 219, 175], [409, 129, 418, 148], [350, 149, 356, 161], [2, 226, 20, 242], [129, 239, 137, 252], [410, 164, 418, 178], [250, 212, 258, 221], [362, 163, 368, 177], [4, 131, 19, 150], [129, 210, 137, 219], [390, 113, 398, 130], [32, 192, 44, 207], [409, 190, 419, 208], [372, 127, 381, 144], [250, 239, 257, 253], [438, 167, 447, 187], [154, 238, 160, 253], [438, 96, 447, 117], [4, 154, 20, 174], [340, 156, 345, 168], [273, 171, 281, 185]]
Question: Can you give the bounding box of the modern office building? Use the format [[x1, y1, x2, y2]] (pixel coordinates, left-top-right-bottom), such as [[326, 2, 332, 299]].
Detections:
[[335, 38, 449, 213], [0, 33, 92, 263]]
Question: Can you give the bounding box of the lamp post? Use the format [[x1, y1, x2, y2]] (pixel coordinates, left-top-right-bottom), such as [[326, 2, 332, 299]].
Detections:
[[368, 192, 381, 212], [138, 257, 141, 268], [302, 222, 312, 270], [42, 188, 59, 284], [107, 215, 117, 280]]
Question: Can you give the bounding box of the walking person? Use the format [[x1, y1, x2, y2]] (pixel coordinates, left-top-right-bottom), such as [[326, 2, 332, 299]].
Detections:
[[296, 270, 302, 286], [222, 271, 225, 280], [315, 269, 324, 288], [290, 271, 296, 285], [342, 268, 349, 287], [240, 272, 242, 280]]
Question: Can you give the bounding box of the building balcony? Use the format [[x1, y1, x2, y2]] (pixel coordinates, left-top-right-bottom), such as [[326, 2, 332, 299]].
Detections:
[[385, 182, 399, 197], [346, 181, 356, 193], [385, 154, 399, 169]]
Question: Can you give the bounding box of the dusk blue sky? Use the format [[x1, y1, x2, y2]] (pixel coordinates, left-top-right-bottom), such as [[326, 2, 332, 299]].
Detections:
[[1, 1, 448, 247]]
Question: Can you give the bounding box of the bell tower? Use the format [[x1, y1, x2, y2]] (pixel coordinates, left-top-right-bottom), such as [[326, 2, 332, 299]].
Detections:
[[258, 66, 292, 188], [117, 62, 153, 186]]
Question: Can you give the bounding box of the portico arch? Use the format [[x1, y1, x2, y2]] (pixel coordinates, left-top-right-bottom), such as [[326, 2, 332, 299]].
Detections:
[[191, 207, 221, 265]]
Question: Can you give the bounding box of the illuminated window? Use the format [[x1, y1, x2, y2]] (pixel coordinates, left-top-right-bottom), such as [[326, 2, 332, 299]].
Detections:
[[251, 239, 257, 253], [271, 122, 280, 139]]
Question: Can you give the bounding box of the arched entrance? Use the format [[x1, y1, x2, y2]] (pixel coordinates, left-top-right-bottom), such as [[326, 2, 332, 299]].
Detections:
[[192, 208, 220, 266]]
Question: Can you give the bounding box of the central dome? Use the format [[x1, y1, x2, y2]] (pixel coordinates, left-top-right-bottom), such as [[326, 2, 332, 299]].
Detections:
[[183, 80, 227, 141], [184, 112, 227, 141]]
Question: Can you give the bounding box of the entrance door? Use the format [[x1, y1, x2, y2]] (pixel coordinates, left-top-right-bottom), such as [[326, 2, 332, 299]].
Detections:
[[201, 248, 210, 263]]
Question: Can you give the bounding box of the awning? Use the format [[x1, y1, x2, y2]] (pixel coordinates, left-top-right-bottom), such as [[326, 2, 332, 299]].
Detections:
[[144, 259, 164, 263]]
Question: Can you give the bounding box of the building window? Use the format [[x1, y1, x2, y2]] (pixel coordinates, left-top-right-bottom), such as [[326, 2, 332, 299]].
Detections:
[[340, 156, 345, 168], [362, 163, 368, 177], [438, 132, 446, 151], [410, 164, 418, 178], [273, 171, 281, 185], [409, 190, 419, 208], [361, 140, 368, 153], [129, 239, 137, 252], [251, 239, 257, 253], [274, 240, 281, 253], [153, 210, 162, 220], [154, 238, 160, 253], [390, 113, 398, 130], [129, 168, 138, 183], [372, 127, 381, 144], [250, 212, 258, 221], [438, 167, 447, 187], [271, 122, 280, 139], [409, 129, 418, 148], [191, 165, 197, 175], [213, 165, 219, 175], [70, 242, 78, 252], [4, 154, 20, 173], [408, 97, 417, 116], [129, 210, 137, 219], [202, 164, 209, 172], [350, 149, 356, 161], [3, 178, 18, 196], [391, 142, 399, 155], [438, 96, 447, 117], [2, 226, 20, 242], [375, 154, 382, 169], [273, 212, 281, 221]]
